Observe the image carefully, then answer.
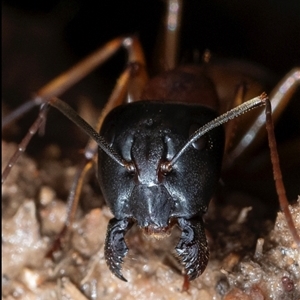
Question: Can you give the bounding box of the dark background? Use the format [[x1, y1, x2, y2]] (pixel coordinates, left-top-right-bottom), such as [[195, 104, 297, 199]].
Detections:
[[2, 0, 300, 203]]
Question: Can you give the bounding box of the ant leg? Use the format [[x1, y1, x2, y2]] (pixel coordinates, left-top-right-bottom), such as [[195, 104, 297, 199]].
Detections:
[[47, 59, 148, 255], [2, 36, 147, 128], [123, 37, 148, 103], [2, 104, 48, 183], [264, 98, 300, 246], [3, 39, 147, 259], [2, 38, 121, 128], [2, 36, 148, 182], [227, 68, 300, 163], [153, 0, 183, 72], [84, 67, 133, 159], [2, 100, 39, 128], [2, 94, 129, 185], [46, 158, 94, 257]]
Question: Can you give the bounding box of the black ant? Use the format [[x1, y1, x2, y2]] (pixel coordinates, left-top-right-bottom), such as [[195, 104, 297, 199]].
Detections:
[[2, 0, 300, 298]]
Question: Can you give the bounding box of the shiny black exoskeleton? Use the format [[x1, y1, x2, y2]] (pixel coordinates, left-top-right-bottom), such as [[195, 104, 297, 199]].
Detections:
[[98, 101, 224, 281]]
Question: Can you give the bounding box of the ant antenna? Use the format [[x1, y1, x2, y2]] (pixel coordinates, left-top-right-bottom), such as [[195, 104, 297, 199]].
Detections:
[[2, 97, 135, 184], [161, 93, 268, 171], [48, 97, 135, 172]]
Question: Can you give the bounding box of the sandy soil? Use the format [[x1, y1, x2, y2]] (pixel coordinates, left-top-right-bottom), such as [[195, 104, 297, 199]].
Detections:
[[2, 141, 299, 300]]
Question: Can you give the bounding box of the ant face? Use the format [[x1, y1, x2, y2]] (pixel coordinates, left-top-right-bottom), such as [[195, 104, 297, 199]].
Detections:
[[2, 1, 300, 298]]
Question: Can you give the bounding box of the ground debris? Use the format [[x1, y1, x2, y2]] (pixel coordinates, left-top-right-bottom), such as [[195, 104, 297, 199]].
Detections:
[[2, 141, 300, 299]]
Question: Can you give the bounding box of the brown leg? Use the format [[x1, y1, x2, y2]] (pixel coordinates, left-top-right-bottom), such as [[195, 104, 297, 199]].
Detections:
[[2, 36, 148, 128], [264, 98, 300, 246], [55, 60, 148, 249], [153, 0, 183, 72], [2, 37, 148, 259], [2, 36, 148, 183], [227, 68, 300, 164], [45, 46, 149, 255], [2, 104, 48, 183], [46, 158, 94, 257]]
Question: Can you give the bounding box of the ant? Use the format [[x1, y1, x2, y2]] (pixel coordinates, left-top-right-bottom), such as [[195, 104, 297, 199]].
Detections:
[[2, 0, 300, 298]]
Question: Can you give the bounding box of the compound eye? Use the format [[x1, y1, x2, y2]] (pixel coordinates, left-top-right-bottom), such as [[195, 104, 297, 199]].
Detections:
[[189, 123, 207, 150]]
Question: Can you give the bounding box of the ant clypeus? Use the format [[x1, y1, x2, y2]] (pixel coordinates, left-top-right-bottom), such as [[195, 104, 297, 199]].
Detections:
[[2, 0, 300, 299]]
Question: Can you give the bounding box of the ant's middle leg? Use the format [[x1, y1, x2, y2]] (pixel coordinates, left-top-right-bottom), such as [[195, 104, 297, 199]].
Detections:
[[2, 36, 148, 183], [46, 41, 149, 255], [2, 36, 148, 128]]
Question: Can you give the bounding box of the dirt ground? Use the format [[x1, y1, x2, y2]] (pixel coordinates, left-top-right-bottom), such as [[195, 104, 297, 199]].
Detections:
[[2, 141, 299, 300]]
